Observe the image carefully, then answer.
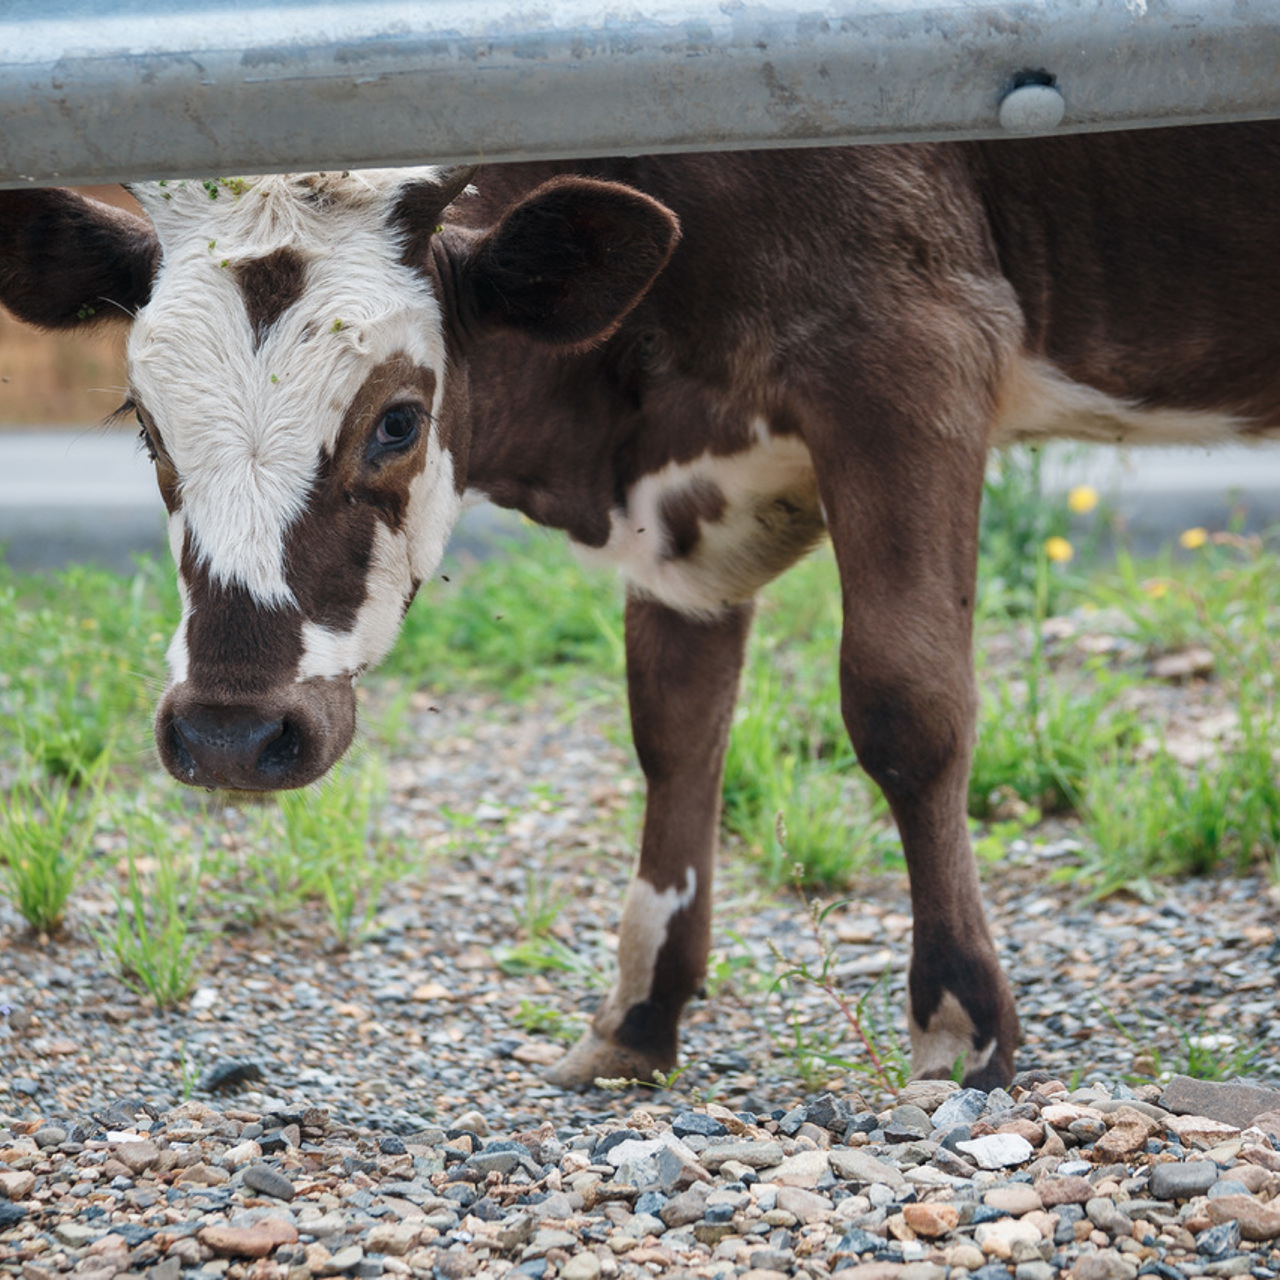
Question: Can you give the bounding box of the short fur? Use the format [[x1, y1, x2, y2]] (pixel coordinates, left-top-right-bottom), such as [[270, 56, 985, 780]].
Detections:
[[3, 122, 1279, 1088]]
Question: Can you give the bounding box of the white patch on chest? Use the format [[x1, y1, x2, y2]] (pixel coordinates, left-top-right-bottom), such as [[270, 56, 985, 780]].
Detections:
[[995, 357, 1250, 447], [576, 423, 826, 616]]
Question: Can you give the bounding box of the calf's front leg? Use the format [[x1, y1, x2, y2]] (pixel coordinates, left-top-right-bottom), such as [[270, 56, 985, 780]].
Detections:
[[809, 399, 1020, 1089], [547, 593, 753, 1090]]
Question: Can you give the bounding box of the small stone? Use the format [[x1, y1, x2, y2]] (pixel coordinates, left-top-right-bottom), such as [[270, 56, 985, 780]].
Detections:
[[1016, 1264, 1055, 1280], [113, 1140, 160, 1174], [702, 1139, 784, 1170], [659, 1183, 709, 1227], [451, 1110, 489, 1136], [984, 1185, 1043, 1216], [957, 1132, 1035, 1170], [466, 1148, 522, 1177], [199, 1220, 299, 1259], [1161, 1076, 1280, 1130], [975, 1217, 1041, 1259], [931, 1088, 989, 1130], [1085, 1196, 1133, 1237], [33, 1126, 66, 1148], [946, 1243, 987, 1270], [902, 1202, 959, 1237], [1149, 1160, 1219, 1200], [1206, 1193, 1280, 1241], [55, 1223, 101, 1247], [1036, 1175, 1095, 1206], [198, 1059, 264, 1092], [1196, 1220, 1242, 1257], [243, 1165, 297, 1201], [829, 1147, 907, 1188], [0, 1170, 36, 1200], [762, 1147, 829, 1187], [891, 1104, 934, 1136], [1165, 1114, 1242, 1147], [225, 1140, 263, 1168], [671, 1112, 728, 1139], [559, 1255, 601, 1280], [1068, 1248, 1138, 1280], [365, 1224, 421, 1256], [319, 1245, 364, 1276], [775, 1185, 832, 1222]]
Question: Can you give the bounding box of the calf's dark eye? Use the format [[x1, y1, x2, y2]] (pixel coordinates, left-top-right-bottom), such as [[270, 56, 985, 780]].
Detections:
[[370, 404, 422, 458]]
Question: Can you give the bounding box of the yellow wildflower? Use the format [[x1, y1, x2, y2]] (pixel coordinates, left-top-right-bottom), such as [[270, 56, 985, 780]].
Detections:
[[1044, 536, 1074, 563], [1180, 527, 1208, 549], [1068, 485, 1099, 514], [1143, 579, 1169, 599]]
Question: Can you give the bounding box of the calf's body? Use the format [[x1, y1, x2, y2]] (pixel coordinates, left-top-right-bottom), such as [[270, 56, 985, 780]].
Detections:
[[2, 123, 1278, 1090]]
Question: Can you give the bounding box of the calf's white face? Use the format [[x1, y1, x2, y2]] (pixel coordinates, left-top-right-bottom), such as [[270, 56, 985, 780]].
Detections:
[[0, 170, 679, 789]]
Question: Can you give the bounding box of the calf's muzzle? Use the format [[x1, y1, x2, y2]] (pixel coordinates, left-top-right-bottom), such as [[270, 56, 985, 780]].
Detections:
[[156, 678, 356, 791]]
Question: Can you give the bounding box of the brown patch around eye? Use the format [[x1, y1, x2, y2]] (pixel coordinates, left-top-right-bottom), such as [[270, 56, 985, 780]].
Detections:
[[133, 400, 182, 514], [283, 354, 437, 630], [233, 248, 308, 350]]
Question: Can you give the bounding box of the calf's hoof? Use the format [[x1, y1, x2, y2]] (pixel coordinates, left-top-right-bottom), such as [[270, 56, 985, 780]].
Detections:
[[545, 1027, 674, 1092]]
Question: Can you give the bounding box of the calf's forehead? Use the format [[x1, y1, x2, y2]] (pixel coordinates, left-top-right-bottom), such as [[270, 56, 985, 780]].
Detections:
[[124, 173, 451, 605]]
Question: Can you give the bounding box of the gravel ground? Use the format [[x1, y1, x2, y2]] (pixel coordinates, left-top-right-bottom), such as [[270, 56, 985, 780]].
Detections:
[[3, 675, 1280, 1280]]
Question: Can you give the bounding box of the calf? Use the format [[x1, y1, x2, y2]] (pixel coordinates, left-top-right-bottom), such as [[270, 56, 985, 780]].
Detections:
[[3, 122, 1279, 1091]]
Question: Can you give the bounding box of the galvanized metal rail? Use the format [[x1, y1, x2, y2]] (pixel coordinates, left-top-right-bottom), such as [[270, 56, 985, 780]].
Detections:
[[2, 0, 1280, 188]]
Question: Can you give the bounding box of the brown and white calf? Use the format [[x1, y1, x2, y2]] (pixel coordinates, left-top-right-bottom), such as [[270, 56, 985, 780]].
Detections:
[[3, 122, 1279, 1091]]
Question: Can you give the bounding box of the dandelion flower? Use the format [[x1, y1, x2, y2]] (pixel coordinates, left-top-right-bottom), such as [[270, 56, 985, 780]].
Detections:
[[1143, 579, 1169, 599], [1045, 536, 1074, 563], [1068, 485, 1099, 514], [1180, 527, 1208, 549]]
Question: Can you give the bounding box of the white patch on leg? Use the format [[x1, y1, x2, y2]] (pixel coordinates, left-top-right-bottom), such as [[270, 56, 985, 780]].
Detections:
[[596, 867, 698, 1035], [908, 990, 995, 1080]]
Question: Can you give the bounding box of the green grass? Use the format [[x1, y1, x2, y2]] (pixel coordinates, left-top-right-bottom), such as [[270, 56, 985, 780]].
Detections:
[[0, 756, 106, 933], [387, 530, 624, 693], [100, 801, 209, 1007], [3, 445, 1280, 958]]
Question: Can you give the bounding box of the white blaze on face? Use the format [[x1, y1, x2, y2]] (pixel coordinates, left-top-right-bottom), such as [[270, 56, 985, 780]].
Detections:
[[127, 171, 462, 683]]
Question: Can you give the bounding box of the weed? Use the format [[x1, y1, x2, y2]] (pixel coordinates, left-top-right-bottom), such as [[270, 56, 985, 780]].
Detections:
[[971, 544, 1136, 818], [493, 871, 607, 986], [388, 531, 623, 693], [274, 759, 408, 947], [1098, 1000, 1261, 1083], [979, 447, 1074, 616], [101, 806, 208, 1007], [510, 999, 584, 1044], [0, 754, 107, 933], [766, 857, 909, 1095]]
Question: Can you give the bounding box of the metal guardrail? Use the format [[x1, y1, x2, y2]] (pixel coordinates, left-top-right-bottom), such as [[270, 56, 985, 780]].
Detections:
[[2, 0, 1280, 188]]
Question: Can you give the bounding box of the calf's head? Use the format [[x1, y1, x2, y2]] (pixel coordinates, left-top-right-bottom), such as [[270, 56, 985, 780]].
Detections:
[[0, 171, 678, 789]]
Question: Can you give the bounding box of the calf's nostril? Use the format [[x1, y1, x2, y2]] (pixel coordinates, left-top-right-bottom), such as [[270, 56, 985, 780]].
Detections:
[[256, 718, 303, 779], [167, 716, 199, 781]]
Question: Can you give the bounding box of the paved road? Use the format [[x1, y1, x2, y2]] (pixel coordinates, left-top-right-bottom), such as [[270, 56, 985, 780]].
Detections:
[[3, 428, 1280, 572]]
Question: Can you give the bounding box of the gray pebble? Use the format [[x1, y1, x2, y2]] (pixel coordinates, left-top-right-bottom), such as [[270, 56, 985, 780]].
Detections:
[[1150, 1161, 1219, 1201], [243, 1163, 297, 1201]]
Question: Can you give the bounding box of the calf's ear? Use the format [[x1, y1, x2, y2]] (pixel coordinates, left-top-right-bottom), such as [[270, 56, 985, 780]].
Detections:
[[456, 176, 680, 347], [0, 188, 159, 329]]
